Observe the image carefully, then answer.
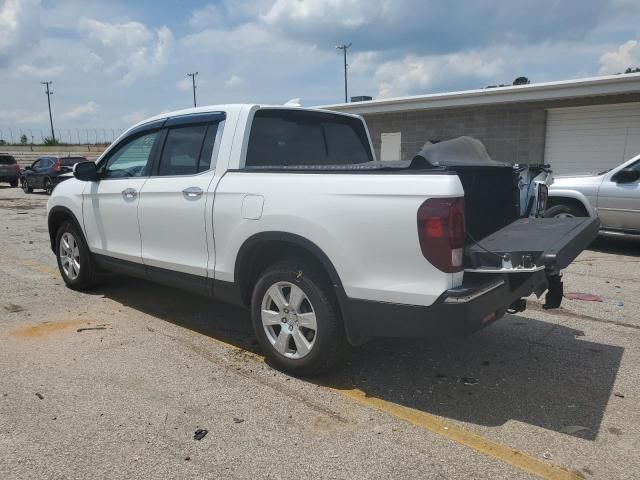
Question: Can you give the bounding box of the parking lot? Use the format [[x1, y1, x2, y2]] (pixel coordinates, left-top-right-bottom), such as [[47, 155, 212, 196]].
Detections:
[[0, 186, 638, 479]]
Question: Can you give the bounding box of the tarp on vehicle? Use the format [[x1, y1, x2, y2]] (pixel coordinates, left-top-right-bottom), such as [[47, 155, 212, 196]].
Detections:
[[413, 136, 511, 168]]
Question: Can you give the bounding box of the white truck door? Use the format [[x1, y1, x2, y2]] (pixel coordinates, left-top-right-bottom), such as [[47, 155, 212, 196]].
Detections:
[[597, 158, 640, 231], [83, 129, 161, 263], [138, 115, 225, 283]]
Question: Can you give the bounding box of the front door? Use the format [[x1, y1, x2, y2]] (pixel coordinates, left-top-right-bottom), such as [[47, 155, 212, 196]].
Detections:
[[82, 130, 161, 263], [597, 160, 640, 232], [138, 119, 223, 290]]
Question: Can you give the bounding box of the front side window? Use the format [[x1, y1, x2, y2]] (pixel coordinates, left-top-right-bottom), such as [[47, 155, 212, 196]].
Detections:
[[101, 131, 158, 179], [245, 109, 373, 168]]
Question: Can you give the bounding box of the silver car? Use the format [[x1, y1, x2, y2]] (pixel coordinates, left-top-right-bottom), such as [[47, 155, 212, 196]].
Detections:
[[547, 154, 640, 237]]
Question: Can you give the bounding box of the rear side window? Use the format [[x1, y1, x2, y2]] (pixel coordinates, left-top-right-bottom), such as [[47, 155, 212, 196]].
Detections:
[[62, 157, 86, 166], [157, 123, 219, 176], [245, 109, 373, 168], [0, 156, 16, 165]]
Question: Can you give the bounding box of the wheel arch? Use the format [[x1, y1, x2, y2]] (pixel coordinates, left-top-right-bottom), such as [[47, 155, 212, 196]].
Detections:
[[47, 206, 85, 253], [547, 190, 594, 217], [231, 232, 361, 345]]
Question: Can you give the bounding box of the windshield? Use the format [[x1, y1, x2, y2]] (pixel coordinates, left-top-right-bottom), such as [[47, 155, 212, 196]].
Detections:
[[0, 156, 16, 165]]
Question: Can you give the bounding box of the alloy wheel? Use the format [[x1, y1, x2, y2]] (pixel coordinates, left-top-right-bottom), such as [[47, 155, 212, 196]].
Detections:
[[59, 232, 81, 280], [261, 281, 317, 359]]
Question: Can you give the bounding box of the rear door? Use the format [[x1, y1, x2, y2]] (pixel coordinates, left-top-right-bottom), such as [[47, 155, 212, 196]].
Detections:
[[597, 159, 640, 231], [34, 158, 53, 188], [25, 159, 42, 187], [138, 113, 225, 289], [83, 127, 162, 263]]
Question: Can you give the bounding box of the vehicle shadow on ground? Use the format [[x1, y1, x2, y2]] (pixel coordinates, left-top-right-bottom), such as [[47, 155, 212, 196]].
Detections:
[[590, 237, 640, 257], [95, 274, 622, 441]]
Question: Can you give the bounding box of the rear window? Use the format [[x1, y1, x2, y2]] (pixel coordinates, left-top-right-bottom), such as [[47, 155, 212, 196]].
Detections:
[[0, 156, 16, 165], [245, 109, 373, 168], [61, 157, 87, 166]]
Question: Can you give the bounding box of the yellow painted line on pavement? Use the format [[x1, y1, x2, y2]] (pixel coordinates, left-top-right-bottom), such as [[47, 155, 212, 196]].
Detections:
[[204, 335, 582, 480]]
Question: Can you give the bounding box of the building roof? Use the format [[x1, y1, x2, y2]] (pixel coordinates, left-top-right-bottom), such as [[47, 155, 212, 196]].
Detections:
[[320, 73, 640, 115]]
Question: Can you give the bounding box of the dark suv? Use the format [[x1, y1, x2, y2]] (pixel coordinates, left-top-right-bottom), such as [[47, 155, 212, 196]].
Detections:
[[0, 154, 20, 187], [21, 156, 88, 195]]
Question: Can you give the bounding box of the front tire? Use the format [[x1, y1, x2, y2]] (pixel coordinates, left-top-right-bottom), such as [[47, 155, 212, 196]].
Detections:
[[55, 220, 99, 290], [251, 260, 349, 376], [544, 204, 585, 218]]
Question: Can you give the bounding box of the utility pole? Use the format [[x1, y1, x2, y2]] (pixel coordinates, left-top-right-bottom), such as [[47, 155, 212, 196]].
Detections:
[[41, 81, 55, 142], [187, 72, 198, 107], [335, 43, 352, 103]]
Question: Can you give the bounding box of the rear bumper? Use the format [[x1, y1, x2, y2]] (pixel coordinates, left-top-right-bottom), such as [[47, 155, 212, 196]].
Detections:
[[0, 174, 19, 181], [342, 270, 549, 344]]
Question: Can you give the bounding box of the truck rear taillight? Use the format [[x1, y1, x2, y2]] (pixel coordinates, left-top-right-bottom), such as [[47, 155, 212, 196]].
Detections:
[[53, 159, 62, 172], [12, 164, 20, 173], [417, 197, 465, 273]]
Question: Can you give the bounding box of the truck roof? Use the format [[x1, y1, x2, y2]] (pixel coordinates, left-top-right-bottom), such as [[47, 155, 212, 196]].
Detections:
[[129, 104, 363, 132]]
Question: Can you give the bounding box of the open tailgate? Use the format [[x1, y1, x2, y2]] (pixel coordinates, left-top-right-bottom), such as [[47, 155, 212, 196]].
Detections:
[[465, 217, 600, 273]]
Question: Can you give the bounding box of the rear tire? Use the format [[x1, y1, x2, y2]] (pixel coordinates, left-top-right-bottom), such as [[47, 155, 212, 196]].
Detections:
[[21, 178, 33, 193], [44, 178, 53, 195], [251, 260, 349, 376], [544, 204, 585, 218], [55, 220, 99, 290], [10, 179, 18, 188]]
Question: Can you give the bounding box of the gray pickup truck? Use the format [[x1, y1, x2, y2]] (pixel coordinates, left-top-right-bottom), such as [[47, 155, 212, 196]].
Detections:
[[547, 154, 640, 238]]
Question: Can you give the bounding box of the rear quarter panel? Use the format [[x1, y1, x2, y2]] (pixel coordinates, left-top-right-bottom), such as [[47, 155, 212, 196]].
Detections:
[[213, 171, 464, 306]]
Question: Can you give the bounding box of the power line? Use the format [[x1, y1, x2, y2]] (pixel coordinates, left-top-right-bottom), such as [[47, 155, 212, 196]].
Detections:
[[335, 43, 352, 103], [40, 81, 55, 142], [187, 72, 198, 107]]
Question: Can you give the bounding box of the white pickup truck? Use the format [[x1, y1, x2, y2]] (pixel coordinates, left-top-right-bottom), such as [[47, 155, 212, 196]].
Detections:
[[47, 105, 599, 375]]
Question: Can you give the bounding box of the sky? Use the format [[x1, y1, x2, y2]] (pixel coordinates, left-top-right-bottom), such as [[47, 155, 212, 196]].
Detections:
[[1, 0, 640, 142]]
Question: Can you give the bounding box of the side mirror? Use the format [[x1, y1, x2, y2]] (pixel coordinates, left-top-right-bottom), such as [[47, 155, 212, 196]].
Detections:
[[613, 167, 640, 184], [24, 166, 32, 171], [74, 161, 99, 182]]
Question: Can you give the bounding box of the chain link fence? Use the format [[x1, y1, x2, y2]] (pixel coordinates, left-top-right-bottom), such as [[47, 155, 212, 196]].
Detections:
[[0, 127, 125, 146]]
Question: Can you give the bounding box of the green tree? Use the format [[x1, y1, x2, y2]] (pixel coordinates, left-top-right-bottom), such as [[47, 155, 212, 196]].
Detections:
[[624, 67, 640, 73], [513, 76, 531, 85], [20, 134, 28, 145], [43, 136, 59, 146]]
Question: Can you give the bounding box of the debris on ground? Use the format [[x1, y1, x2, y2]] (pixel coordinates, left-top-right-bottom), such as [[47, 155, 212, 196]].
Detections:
[[617, 301, 624, 307], [35, 392, 44, 400], [4, 303, 25, 313], [233, 417, 245, 423], [460, 377, 479, 386], [542, 452, 553, 460], [560, 425, 591, 435], [564, 292, 603, 302], [614, 392, 625, 398], [77, 325, 108, 333], [193, 428, 208, 440]]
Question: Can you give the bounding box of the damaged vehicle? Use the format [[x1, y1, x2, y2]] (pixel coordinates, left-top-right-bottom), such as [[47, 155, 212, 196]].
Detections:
[[46, 105, 599, 375]]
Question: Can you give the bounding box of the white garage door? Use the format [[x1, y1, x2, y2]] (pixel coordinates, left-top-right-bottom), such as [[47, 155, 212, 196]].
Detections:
[[545, 103, 640, 175]]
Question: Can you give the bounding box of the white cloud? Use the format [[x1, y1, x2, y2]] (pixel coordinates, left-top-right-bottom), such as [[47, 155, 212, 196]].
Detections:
[[16, 64, 65, 77], [176, 78, 192, 91], [189, 4, 223, 29], [61, 101, 98, 120], [599, 39, 640, 74], [369, 51, 505, 98], [263, 0, 390, 29], [0, 0, 41, 66], [121, 110, 148, 125], [0, 108, 47, 124], [225, 75, 243, 88], [78, 18, 174, 84]]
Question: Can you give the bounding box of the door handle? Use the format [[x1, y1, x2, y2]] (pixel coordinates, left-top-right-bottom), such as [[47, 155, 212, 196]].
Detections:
[[121, 188, 137, 199], [182, 186, 203, 198]]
